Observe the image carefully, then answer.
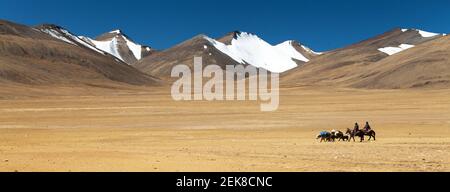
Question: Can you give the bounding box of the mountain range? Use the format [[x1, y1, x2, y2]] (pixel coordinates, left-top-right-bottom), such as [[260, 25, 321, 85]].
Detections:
[[0, 20, 160, 87], [1, 19, 449, 90]]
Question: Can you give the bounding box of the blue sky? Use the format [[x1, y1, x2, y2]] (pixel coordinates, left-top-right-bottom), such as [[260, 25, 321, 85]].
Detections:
[[1, 0, 449, 51]]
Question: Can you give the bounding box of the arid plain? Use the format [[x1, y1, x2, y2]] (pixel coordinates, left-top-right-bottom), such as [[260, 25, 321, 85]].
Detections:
[[0, 85, 449, 172]]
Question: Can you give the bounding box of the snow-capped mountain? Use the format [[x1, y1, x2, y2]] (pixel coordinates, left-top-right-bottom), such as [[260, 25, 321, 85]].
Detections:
[[282, 27, 448, 89], [4, 19, 450, 89], [135, 31, 321, 78], [36, 26, 320, 74], [79, 30, 154, 64], [377, 28, 445, 56], [36, 25, 153, 65], [204, 32, 320, 73], [402, 28, 445, 37], [1, 20, 161, 86]]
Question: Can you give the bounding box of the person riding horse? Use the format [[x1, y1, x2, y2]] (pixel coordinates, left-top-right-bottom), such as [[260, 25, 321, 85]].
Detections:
[[347, 122, 376, 142], [364, 122, 372, 132], [354, 122, 360, 132]]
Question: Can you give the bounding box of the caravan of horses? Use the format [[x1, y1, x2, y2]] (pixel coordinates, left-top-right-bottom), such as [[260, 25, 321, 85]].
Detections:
[[317, 122, 376, 142]]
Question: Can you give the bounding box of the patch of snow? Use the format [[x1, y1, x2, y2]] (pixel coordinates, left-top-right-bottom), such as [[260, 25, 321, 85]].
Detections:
[[275, 41, 310, 62], [123, 36, 143, 60], [378, 44, 415, 55], [40, 28, 106, 55], [78, 36, 91, 43], [403, 28, 442, 37], [204, 32, 302, 73], [399, 44, 415, 49], [203, 45, 208, 50], [146, 47, 151, 51], [301, 45, 323, 55], [58, 29, 105, 54], [88, 37, 124, 61], [416, 29, 439, 38], [40, 29, 76, 45], [110, 29, 122, 34]]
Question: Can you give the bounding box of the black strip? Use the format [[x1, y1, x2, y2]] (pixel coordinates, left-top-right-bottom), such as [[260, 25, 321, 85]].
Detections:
[[0, 172, 447, 191]]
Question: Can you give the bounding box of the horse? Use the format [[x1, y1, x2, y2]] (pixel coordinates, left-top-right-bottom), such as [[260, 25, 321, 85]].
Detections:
[[331, 130, 345, 142], [363, 129, 376, 141], [346, 128, 377, 142], [346, 128, 365, 142], [317, 131, 332, 142], [341, 135, 349, 141]]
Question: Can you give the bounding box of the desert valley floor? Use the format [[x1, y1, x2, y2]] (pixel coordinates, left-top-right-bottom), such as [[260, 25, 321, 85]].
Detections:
[[0, 86, 449, 172]]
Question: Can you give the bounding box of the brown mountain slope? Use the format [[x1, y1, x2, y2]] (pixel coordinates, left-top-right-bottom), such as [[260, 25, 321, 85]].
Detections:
[[0, 20, 161, 86], [216, 31, 239, 44], [0, 20, 55, 40], [351, 35, 450, 89], [281, 28, 444, 87]]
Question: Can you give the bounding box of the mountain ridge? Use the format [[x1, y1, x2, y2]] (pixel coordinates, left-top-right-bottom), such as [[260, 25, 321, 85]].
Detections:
[[134, 31, 321, 79], [0, 19, 162, 86], [281, 27, 448, 89], [2, 19, 449, 90]]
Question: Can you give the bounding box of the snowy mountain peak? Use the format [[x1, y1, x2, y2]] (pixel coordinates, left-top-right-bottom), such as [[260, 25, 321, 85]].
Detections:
[[203, 31, 319, 73], [401, 28, 444, 38], [377, 28, 444, 56], [234, 31, 258, 39], [96, 30, 127, 41], [37, 24, 154, 65], [109, 29, 122, 34], [227, 30, 242, 37], [231, 31, 259, 39], [216, 31, 242, 44], [80, 30, 154, 64], [220, 30, 247, 38]]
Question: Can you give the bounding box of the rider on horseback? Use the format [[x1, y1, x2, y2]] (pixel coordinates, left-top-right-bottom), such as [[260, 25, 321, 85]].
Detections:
[[354, 122, 360, 132], [364, 122, 372, 132], [347, 122, 376, 142]]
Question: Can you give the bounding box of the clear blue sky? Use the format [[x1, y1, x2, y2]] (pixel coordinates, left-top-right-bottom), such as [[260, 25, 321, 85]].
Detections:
[[1, 0, 449, 51]]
